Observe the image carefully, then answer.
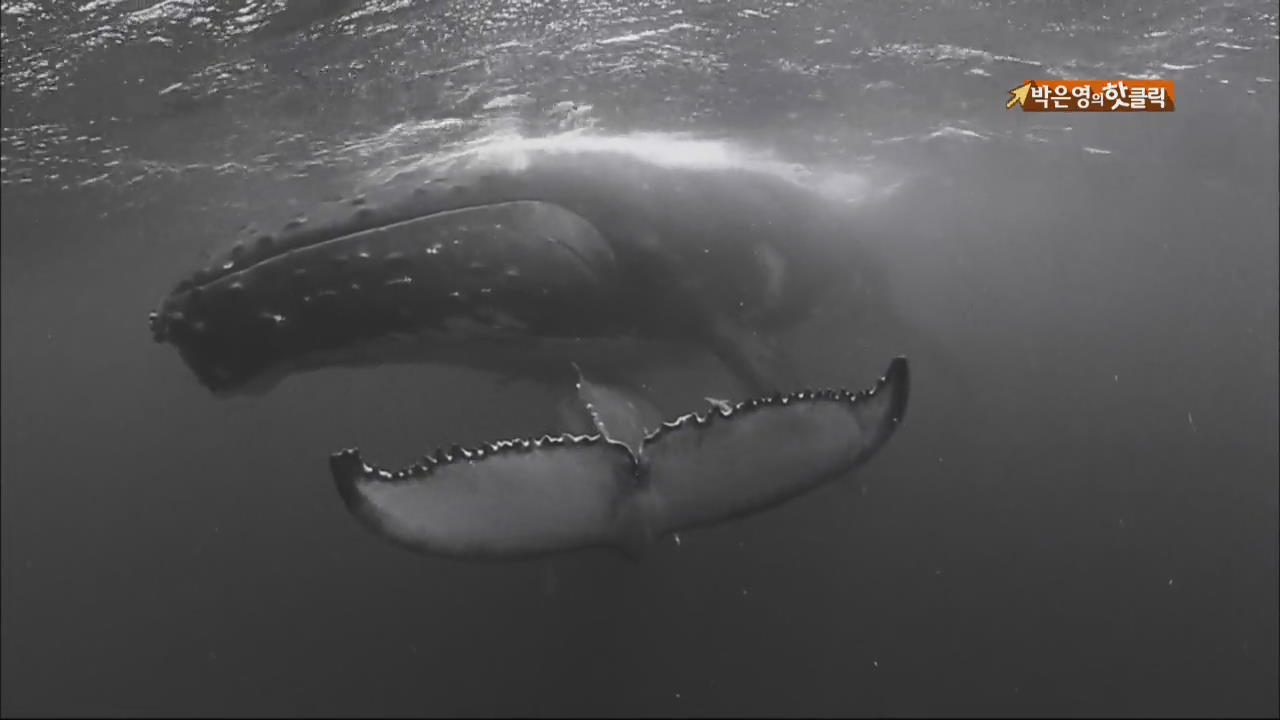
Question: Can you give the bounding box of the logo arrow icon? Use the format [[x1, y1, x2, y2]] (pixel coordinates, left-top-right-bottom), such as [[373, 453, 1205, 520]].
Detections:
[[1007, 80, 1034, 109]]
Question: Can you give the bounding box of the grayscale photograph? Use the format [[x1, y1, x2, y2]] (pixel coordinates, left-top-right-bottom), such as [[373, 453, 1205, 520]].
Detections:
[[2, 0, 1276, 716]]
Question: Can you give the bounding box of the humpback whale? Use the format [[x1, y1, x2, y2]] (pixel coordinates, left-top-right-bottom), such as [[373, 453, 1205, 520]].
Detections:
[[330, 356, 909, 560], [149, 135, 872, 396]]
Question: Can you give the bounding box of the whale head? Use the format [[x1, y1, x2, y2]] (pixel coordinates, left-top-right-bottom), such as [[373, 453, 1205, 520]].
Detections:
[[150, 198, 625, 394]]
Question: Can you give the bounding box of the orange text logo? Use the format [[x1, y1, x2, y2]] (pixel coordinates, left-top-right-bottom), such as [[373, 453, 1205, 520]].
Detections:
[[1007, 80, 1175, 112]]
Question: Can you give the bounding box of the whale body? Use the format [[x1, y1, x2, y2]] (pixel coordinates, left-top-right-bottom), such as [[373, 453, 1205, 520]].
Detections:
[[330, 356, 909, 559], [149, 135, 870, 396]]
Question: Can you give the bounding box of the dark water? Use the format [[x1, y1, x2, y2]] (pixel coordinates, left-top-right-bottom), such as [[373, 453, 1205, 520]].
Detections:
[[2, 0, 1277, 716]]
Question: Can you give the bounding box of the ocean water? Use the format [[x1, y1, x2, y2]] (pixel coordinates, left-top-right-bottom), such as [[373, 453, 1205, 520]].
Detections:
[[2, 0, 1277, 716]]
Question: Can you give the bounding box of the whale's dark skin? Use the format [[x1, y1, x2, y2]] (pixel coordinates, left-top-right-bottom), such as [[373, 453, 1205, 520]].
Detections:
[[149, 138, 869, 396]]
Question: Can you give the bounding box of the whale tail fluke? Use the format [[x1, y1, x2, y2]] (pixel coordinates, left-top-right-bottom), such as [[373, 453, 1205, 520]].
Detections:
[[330, 357, 910, 560]]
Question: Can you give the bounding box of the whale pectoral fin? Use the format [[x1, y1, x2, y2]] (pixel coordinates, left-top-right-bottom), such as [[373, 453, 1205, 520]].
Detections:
[[330, 439, 638, 559]]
